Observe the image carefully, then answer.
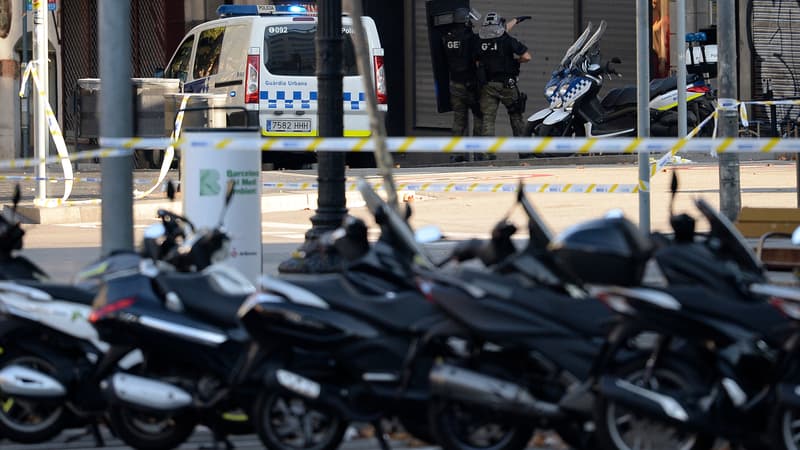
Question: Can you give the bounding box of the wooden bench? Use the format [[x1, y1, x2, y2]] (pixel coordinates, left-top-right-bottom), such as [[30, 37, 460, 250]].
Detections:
[[735, 207, 800, 271]]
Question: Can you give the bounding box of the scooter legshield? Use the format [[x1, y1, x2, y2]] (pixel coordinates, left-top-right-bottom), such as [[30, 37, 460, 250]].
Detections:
[[528, 108, 553, 123]]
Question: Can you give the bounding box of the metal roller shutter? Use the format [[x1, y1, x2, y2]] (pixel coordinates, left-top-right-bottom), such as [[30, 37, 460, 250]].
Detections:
[[580, 0, 637, 93], [748, 0, 800, 133], [412, 0, 575, 135]]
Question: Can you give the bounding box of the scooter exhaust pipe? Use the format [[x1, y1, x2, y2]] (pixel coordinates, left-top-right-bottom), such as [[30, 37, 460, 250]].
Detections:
[[101, 373, 192, 411], [429, 364, 562, 419], [598, 375, 690, 423], [0, 365, 66, 399]]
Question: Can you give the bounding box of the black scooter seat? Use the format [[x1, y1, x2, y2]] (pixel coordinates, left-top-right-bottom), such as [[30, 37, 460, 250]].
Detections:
[[160, 273, 247, 328], [662, 286, 787, 338], [278, 274, 439, 333], [15, 280, 96, 306], [442, 270, 611, 337], [601, 74, 701, 109]]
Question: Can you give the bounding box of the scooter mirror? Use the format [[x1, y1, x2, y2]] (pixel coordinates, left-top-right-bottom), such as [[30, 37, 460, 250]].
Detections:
[[225, 180, 235, 206], [415, 225, 443, 244], [669, 171, 679, 217], [166, 180, 176, 201], [12, 184, 20, 211], [792, 226, 800, 246], [144, 223, 166, 240]]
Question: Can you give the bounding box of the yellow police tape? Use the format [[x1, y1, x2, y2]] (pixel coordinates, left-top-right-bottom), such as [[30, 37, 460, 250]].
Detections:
[[20, 63, 74, 205], [100, 135, 797, 155], [265, 181, 642, 194], [3, 97, 797, 204]]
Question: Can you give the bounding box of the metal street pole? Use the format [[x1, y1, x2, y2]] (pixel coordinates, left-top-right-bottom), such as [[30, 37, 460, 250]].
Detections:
[[677, 0, 687, 137], [637, 0, 650, 233], [32, 0, 47, 202], [99, 1, 134, 254], [717, 0, 741, 220], [21, 0, 29, 158], [279, 0, 346, 273]]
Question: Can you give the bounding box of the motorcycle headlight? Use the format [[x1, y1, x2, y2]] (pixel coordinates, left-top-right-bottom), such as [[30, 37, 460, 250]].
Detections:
[[544, 85, 557, 99], [558, 83, 571, 97], [551, 96, 563, 108]]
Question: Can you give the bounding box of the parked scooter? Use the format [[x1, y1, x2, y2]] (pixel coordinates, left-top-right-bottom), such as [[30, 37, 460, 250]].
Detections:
[[527, 20, 716, 138], [0, 183, 180, 444], [237, 179, 530, 450], [87, 180, 266, 450], [416, 184, 643, 450], [576, 174, 800, 450], [0, 181, 244, 447]]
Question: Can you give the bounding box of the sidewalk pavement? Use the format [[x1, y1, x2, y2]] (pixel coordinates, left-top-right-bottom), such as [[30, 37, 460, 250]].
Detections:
[[2, 155, 795, 224]]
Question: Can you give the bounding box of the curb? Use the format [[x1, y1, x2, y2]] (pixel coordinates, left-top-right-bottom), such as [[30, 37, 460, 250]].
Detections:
[[10, 191, 375, 225]]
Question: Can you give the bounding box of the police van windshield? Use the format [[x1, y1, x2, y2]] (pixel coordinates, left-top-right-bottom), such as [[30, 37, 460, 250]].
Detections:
[[264, 23, 358, 76]]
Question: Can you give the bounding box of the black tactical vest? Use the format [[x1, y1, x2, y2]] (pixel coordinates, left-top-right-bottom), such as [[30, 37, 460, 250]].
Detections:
[[442, 27, 475, 82], [479, 34, 518, 80]]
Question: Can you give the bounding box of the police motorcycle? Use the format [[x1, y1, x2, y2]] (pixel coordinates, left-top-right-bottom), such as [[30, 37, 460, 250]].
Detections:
[[582, 174, 800, 450], [523, 21, 597, 138], [527, 20, 715, 138], [237, 179, 537, 450], [87, 181, 269, 450]]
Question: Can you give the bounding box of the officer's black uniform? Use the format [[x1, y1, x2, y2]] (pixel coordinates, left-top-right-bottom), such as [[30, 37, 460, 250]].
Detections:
[[478, 30, 528, 136], [442, 24, 482, 137]]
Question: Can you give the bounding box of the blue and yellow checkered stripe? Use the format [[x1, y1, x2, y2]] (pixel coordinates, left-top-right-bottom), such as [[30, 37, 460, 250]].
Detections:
[[260, 91, 365, 110]]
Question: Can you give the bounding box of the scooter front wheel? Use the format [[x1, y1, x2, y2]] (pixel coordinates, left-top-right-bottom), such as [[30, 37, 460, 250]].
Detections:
[[253, 389, 347, 450], [107, 403, 197, 450], [427, 396, 534, 450]]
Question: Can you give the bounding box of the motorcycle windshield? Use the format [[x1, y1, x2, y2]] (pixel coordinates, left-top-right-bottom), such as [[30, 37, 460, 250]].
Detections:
[[560, 22, 594, 68], [571, 20, 606, 69], [694, 198, 764, 276]]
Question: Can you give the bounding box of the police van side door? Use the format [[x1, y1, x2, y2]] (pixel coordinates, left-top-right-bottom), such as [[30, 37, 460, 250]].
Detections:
[[165, 34, 195, 86], [186, 26, 225, 94], [208, 23, 249, 102]]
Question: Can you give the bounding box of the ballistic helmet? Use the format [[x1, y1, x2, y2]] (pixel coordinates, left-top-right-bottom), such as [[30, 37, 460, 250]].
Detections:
[[479, 11, 505, 39]]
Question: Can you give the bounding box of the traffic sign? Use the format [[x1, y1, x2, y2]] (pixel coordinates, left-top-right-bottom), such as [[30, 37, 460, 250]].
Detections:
[[26, 0, 57, 12]]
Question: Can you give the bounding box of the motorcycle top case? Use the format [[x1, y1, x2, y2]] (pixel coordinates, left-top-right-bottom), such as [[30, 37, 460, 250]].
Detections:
[[549, 217, 654, 286]]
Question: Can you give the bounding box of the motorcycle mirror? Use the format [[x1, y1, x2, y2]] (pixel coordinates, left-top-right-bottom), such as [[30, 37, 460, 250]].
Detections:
[[166, 180, 176, 201], [415, 225, 443, 244], [793, 226, 800, 246], [611, 57, 622, 64]]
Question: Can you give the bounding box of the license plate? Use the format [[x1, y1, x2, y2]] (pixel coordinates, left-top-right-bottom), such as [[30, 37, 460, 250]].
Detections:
[[266, 119, 312, 132]]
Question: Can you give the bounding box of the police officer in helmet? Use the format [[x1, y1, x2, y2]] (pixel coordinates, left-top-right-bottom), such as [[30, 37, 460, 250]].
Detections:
[[442, 8, 482, 137], [477, 12, 532, 137]]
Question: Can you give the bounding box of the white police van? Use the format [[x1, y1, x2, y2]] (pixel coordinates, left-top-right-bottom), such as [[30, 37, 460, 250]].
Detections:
[[164, 3, 387, 153]]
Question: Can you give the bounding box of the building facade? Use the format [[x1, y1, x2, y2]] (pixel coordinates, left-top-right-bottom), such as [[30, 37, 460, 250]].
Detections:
[[0, 0, 794, 161]]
